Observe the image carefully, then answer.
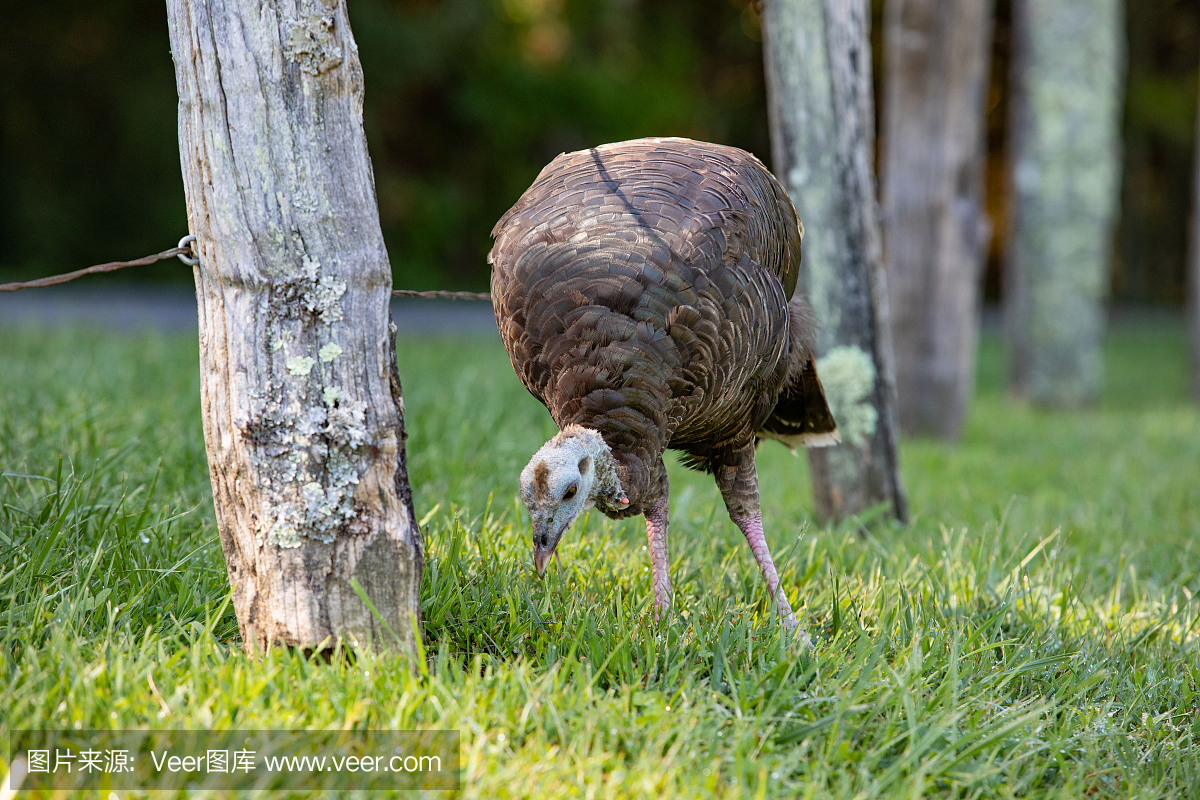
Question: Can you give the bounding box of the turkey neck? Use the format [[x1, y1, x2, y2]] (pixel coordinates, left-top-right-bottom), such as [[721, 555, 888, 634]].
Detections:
[[561, 408, 668, 519]]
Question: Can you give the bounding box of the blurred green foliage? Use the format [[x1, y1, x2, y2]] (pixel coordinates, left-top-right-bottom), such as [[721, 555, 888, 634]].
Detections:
[[0, 0, 184, 282], [0, 0, 768, 290], [0, 0, 1197, 301], [1116, 0, 1200, 305], [354, 0, 770, 289]]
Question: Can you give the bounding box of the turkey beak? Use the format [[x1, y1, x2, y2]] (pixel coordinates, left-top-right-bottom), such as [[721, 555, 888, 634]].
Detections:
[[531, 516, 563, 578], [533, 544, 556, 577]]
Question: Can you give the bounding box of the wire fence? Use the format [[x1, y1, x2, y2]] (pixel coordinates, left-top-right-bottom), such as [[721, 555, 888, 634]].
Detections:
[[0, 236, 494, 302]]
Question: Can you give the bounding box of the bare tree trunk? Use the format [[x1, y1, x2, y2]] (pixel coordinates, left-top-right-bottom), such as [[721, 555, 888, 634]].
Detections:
[[1006, 0, 1124, 407], [761, 0, 909, 524], [1190, 64, 1200, 403], [166, 0, 422, 654], [882, 0, 993, 440]]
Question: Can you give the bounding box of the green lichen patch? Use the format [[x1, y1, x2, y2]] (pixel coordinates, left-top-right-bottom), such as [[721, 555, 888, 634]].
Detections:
[[246, 389, 369, 548], [816, 345, 878, 447], [318, 342, 343, 362], [286, 11, 344, 77], [286, 355, 317, 376]]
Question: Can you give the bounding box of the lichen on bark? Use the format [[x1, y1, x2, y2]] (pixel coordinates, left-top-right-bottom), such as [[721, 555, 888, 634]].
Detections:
[[816, 346, 878, 447], [249, 265, 372, 548], [762, 0, 908, 523], [170, 0, 423, 652], [1006, 0, 1124, 407]]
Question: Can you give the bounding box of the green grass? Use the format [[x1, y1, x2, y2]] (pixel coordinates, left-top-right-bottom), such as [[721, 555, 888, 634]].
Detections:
[[2, 317, 1199, 798]]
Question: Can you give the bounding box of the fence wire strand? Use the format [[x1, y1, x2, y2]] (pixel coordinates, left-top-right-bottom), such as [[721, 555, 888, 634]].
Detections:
[[0, 246, 193, 293], [0, 240, 493, 302], [390, 289, 492, 301]]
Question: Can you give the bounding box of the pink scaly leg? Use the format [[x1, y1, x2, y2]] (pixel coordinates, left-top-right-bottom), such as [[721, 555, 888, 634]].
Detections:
[[714, 448, 809, 642], [730, 511, 802, 633], [644, 494, 672, 621]]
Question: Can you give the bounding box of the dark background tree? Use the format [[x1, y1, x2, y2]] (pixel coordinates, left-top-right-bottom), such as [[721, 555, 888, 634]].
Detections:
[[3, 0, 1199, 319], [1117, 0, 1200, 307], [762, 0, 908, 524], [1191, 52, 1200, 402], [1004, 0, 1125, 407], [881, 0, 993, 439]]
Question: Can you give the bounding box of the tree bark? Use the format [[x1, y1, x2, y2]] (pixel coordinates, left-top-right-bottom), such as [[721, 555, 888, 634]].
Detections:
[[882, 0, 993, 440], [1005, 0, 1125, 407], [761, 0, 909, 524], [166, 0, 422, 654]]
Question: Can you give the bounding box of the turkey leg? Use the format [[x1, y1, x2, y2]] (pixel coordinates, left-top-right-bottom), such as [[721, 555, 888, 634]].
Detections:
[[644, 492, 672, 620], [716, 449, 805, 635]]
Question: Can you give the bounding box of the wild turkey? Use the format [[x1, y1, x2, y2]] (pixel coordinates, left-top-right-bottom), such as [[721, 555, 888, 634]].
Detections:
[[488, 137, 838, 635]]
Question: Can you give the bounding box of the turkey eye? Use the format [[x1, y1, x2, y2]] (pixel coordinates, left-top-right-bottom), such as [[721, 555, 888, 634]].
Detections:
[[563, 485, 577, 501]]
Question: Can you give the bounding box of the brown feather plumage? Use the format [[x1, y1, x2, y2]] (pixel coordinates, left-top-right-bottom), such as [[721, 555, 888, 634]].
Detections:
[[491, 140, 838, 637], [490, 137, 836, 515]]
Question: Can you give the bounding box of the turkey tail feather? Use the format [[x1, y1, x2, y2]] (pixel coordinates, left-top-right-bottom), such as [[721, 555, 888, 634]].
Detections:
[[760, 299, 838, 448], [760, 358, 839, 448]]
